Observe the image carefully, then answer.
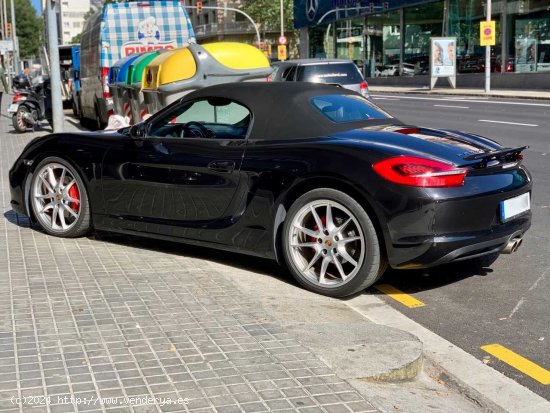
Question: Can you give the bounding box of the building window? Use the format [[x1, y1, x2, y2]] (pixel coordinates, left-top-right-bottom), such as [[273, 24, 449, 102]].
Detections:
[[309, 24, 335, 59], [336, 18, 365, 75], [403, 1, 444, 75], [509, 1, 550, 73], [365, 10, 401, 77]]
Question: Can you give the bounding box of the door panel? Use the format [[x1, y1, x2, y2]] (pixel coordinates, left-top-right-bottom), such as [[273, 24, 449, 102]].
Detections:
[[101, 96, 251, 239], [101, 137, 245, 237]]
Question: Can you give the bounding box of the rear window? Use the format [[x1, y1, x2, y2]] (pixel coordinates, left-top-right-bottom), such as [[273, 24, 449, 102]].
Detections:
[[296, 63, 363, 85], [311, 94, 392, 123]]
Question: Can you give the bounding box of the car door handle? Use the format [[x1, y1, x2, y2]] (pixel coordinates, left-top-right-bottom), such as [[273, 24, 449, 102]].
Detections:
[[208, 160, 235, 173]]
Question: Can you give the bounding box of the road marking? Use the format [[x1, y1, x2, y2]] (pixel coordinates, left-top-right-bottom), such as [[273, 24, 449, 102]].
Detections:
[[481, 344, 550, 385], [373, 97, 400, 101], [434, 104, 470, 109], [371, 94, 550, 107], [478, 119, 538, 127], [374, 284, 426, 308]]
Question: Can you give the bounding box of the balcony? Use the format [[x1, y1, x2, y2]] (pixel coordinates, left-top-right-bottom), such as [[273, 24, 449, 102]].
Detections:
[[194, 21, 279, 38]]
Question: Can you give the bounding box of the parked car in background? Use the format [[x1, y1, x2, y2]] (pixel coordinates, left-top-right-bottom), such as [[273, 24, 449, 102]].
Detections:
[[375, 63, 415, 77], [494, 56, 515, 72], [458, 57, 485, 73], [79, 0, 195, 129], [269, 58, 369, 98]]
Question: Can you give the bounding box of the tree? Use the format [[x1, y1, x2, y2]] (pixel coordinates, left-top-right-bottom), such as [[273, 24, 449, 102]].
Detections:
[[7, 0, 43, 59], [70, 9, 96, 44], [242, 0, 294, 34]]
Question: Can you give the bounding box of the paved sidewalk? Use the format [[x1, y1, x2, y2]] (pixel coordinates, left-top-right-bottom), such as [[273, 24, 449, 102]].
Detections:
[[0, 121, 377, 412], [368, 85, 550, 100]]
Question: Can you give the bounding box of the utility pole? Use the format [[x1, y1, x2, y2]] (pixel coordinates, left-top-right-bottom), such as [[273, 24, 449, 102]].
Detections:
[[280, 0, 284, 38], [9, 0, 19, 74], [46, 0, 63, 131], [485, 0, 491, 93], [0, 0, 4, 40]]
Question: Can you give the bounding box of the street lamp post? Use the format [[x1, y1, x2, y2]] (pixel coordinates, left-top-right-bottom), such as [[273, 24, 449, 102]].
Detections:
[[485, 0, 492, 93], [46, 0, 64, 131], [280, 0, 284, 38], [9, 0, 19, 74]]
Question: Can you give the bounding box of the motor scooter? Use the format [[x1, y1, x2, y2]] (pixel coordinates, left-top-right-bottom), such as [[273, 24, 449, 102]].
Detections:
[[9, 75, 53, 133]]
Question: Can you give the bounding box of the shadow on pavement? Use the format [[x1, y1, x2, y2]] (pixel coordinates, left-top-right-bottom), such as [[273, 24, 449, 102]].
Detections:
[[65, 117, 90, 131], [370, 260, 494, 295], [4, 209, 492, 296], [4, 210, 34, 229], [93, 231, 298, 288]]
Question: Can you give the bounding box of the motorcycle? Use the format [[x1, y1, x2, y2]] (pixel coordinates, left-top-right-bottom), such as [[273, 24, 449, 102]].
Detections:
[[9, 74, 53, 133]]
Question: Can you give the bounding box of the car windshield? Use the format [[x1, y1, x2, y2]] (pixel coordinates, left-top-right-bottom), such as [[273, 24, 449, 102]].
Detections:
[[311, 94, 392, 123], [297, 63, 363, 85]]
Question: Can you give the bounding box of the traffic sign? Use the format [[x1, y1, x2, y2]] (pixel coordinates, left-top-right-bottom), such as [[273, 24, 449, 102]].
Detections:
[[277, 45, 287, 61], [278, 36, 287, 45], [480, 21, 496, 46]]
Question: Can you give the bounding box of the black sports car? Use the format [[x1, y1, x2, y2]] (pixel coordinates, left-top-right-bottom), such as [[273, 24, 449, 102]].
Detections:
[[9, 83, 532, 297]]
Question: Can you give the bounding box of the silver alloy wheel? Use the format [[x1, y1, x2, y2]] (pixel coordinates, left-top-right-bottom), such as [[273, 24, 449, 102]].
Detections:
[[288, 200, 365, 287], [31, 163, 81, 232]]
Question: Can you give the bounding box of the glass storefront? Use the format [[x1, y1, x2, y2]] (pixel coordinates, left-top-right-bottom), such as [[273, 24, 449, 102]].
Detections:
[[297, 0, 550, 78], [508, 2, 550, 73], [404, 2, 444, 74]]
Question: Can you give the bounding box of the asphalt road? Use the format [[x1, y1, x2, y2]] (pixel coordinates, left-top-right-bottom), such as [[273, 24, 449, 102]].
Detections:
[[369, 93, 550, 399]]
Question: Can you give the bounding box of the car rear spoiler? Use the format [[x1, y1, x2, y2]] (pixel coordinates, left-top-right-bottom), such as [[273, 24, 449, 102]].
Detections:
[[463, 145, 528, 161]]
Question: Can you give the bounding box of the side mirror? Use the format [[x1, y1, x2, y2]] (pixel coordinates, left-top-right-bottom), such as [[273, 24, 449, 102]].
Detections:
[[129, 123, 146, 139]]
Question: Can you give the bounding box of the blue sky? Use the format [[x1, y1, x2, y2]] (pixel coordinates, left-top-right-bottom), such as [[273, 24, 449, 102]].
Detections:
[[32, 0, 41, 14]]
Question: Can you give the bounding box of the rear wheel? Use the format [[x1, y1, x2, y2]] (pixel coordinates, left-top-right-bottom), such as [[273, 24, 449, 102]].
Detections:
[[12, 106, 31, 133], [282, 188, 385, 297], [29, 157, 91, 238]]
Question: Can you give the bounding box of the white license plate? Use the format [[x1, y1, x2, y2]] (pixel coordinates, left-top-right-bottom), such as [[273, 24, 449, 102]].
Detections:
[[500, 192, 530, 222], [7, 104, 18, 113]]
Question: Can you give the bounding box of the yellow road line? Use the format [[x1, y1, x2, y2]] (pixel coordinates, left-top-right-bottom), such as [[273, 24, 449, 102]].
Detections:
[[481, 344, 550, 385], [374, 284, 426, 308]]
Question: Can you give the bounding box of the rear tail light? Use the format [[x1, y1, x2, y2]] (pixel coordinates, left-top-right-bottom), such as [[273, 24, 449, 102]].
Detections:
[[373, 156, 467, 187], [360, 80, 368, 97], [13, 92, 26, 102], [101, 67, 111, 99]]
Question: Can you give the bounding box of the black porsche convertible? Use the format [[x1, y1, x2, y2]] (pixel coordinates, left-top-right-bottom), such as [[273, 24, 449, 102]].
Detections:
[[9, 82, 532, 297]]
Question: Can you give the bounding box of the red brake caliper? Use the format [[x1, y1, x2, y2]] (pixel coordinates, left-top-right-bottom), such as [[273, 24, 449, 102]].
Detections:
[[310, 216, 327, 251], [68, 184, 80, 212]]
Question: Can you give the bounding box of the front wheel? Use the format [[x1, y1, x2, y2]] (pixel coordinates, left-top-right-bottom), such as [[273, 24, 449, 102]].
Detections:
[[29, 157, 91, 237], [282, 188, 386, 297], [12, 106, 31, 133]]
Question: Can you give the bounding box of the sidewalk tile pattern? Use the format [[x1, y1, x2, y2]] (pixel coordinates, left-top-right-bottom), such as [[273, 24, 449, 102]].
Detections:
[[0, 119, 378, 412]]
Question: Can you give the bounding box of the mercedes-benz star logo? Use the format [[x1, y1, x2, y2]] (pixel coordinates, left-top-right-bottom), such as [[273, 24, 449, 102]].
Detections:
[[306, 0, 318, 22]]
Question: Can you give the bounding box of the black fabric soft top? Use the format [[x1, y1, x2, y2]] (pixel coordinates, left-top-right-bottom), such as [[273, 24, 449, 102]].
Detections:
[[183, 82, 396, 140]]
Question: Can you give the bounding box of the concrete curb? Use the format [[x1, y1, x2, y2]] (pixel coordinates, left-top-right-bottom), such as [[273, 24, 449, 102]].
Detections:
[[368, 86, 550, 101], [206, 262, 424, 383], [346, 294, 550, 413]]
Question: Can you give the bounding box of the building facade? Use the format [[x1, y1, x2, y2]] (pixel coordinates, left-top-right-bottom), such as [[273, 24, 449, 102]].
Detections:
[[294, 0, 550, 79], [57, 0, 91, 44], [188, 0, 283, 59]]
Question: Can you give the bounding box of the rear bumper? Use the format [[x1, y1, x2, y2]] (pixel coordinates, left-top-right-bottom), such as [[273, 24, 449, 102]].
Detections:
[[380, 166, 533, 269], [389, 215, 530, 269]]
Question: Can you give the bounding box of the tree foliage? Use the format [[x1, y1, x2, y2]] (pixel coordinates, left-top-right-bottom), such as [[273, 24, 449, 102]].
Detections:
[[70, 9, 97, 44], [242, 0, 294, 34], [7, 0, 43, 59]]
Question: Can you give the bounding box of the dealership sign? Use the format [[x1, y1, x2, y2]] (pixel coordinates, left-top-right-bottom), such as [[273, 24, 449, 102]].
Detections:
[[294, 0, 426, 28]]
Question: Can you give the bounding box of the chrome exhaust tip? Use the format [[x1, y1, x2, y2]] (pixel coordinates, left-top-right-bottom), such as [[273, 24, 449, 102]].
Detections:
[[502, 236, 523, 254]]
